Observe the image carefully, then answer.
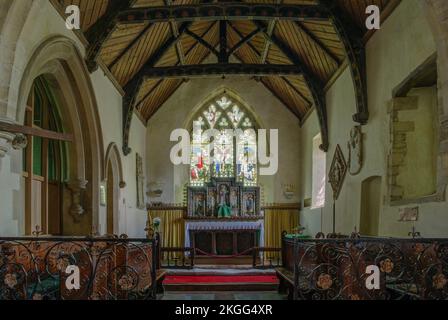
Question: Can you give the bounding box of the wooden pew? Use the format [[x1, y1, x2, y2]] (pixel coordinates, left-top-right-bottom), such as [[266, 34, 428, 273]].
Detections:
[[276, 233, 385, 300], [275, 232, 336, 299], [275, 233, 295, 299], [0, 236, 165, 300]]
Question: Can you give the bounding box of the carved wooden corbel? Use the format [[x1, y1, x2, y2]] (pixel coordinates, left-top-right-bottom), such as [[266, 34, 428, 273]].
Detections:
[[66, 179, 88, 221]]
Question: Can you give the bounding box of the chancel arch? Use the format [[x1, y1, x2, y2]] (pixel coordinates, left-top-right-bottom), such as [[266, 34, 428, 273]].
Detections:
[[16, 36, 104, 236]]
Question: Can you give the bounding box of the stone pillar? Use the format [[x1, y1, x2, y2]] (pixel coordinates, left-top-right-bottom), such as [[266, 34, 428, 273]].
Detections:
[[0, 131, 14, 158]]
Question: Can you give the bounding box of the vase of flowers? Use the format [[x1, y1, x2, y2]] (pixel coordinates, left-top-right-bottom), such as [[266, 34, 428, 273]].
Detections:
[[153, 217, 161, 233]]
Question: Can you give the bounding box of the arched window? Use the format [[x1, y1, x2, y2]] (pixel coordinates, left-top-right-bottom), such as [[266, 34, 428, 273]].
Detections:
[[23, 75, 68, 235], [190, 93, 258, 187]]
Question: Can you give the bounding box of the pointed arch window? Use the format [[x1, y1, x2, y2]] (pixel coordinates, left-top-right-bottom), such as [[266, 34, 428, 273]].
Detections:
[[190, 94, 258, 187]]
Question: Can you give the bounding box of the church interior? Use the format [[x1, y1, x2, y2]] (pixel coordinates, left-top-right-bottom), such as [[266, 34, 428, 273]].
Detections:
[[1, 0, 448, 301]]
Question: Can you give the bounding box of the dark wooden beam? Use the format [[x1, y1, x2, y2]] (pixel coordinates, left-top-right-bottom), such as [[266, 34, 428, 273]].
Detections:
[[254, 20, 329, 151], [0, 121, 73, 142], [185, 28, 219, 57], [134, 21, 218, 110], [260, 19, 276, 64], [219, 20, 228, 63], [261, 0, 282, 64], [320, 0, 368, 125], [165, 0, 186, 65], [122, 22, 192, 155], [85, 0, 137, 73], [228, 21, 310, 123], [228, 26, 262, 57], [117, 3, 329, 24], [139, 63, 304, 80], [143, 21, 219, 120]]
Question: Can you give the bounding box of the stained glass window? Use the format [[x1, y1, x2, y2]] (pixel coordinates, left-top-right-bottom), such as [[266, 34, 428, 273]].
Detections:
[[190, 94, 258, 186], [236, 129, 257, 186]]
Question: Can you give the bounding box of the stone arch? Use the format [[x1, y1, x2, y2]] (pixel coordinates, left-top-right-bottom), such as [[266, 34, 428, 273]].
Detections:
[[184, 86, 265, 130], [0, 0, 33, 118], [15, 35, 105, 235], [0, 1, 33, 157]]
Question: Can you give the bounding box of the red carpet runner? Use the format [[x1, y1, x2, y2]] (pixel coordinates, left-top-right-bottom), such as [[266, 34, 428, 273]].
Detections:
[[164, 275, 279, 285]]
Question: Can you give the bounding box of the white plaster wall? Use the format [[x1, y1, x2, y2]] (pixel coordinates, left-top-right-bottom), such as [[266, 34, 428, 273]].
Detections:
[[0, 0, 147, 237], [90, 70, 148, 238], [299, 0, 446, 238], [299, 111, 323, 236], [146, 77, 301, 205]]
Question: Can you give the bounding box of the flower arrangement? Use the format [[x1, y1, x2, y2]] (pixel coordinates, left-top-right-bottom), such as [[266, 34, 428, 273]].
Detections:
[[292, 225, 306, 235], [153, 217, 161, 232]]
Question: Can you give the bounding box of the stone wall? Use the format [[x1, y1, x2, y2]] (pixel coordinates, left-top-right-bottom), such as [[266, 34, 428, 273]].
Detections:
[[299, 0, 446, 238]]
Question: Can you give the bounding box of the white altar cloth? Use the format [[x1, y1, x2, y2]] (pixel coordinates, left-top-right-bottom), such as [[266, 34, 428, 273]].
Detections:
[[184, 220, 264, 249]]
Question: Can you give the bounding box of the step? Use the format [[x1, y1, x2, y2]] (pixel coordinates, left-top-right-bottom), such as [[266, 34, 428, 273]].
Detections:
[[163, 275, 279, 292]]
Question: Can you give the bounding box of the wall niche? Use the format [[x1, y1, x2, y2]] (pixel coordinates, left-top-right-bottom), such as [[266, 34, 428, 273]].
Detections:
[[387, 55, 440, 205]]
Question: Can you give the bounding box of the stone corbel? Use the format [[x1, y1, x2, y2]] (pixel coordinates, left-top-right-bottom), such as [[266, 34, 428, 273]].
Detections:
[[0, 131, 15, 157], [0, 130, 28, 157], [67, 179, 88, 221]]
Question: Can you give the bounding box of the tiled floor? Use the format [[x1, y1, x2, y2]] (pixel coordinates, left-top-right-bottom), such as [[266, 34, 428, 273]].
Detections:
[[160, 291, 287, 300]]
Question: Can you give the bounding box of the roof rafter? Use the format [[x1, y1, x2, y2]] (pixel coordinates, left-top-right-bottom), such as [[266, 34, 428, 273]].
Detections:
[[122, 21, 193, 155], [185, 28, 219, 57], [228, 26, 263, 57], [282, 77, 313, 107], [294, 21, 341, 66], [254, 20, 329, 151], [165, 0, 186, 65], [85, 0, 137, 72], [135, 21, 218, 110], [227, 21, 306, 120], [260, 0, 282, 63], [117, 3, 329, 24], [219, 20, 228, 63], [108, 22, 154, 70], [260, 19, 277, 64]]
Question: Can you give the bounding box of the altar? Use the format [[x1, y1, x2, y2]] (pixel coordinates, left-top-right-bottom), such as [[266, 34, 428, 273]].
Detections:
[[186, 177, 263, 257], [185, 220, 264, 256]]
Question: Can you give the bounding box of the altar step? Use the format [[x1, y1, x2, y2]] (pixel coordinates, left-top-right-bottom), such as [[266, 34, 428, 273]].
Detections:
[[194, 256, 254, 265], [163, 273, 279, 292]]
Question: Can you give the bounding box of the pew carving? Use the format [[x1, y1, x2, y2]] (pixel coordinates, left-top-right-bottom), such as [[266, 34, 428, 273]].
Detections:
[[277, 234, 448, 300], [0, 236, 164, 300]]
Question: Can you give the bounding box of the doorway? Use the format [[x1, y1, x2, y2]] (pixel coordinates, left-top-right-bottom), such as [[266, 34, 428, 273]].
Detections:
[[360, 176, 382, 236]]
